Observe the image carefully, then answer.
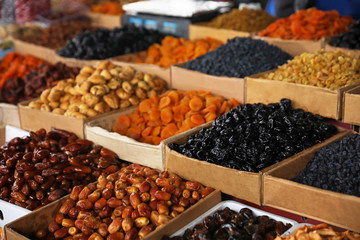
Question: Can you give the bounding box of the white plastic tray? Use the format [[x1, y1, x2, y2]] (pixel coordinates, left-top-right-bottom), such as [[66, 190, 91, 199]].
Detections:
[[0, 126, 30, 227], [171, 200, 299, 237], [0, 200, 31, 228]]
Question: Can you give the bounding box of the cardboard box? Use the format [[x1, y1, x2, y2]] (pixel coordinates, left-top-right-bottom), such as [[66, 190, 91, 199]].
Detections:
[[343, 85, 360, 126], [263, 130, 359, 231], [165, 124, 349, 205], [0, 125, 4, 146], [189, 23, 252, 42], [18, 99, 130, 139], [0, 103, 20, 128], [324, 43, 360, 59], [246, 71, 360, 120], [85, 111, 208, 171], [12, 38, 57, 63], [5, 190, 221, 240], [255, 36, 324, 56], [87, 12, 122, 29], [171, 65, 246, 104]]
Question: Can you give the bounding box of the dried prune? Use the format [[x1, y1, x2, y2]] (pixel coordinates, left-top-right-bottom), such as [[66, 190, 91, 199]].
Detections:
[[330, 20, 360, 49], [293, 134, 360, 197], [183, 37, 292, 78], [57, 24, 166, 60], [170, 99, 337, 172]]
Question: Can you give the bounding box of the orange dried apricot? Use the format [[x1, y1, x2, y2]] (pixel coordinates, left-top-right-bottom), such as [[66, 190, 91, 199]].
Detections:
[[112, 90, 240, 145]]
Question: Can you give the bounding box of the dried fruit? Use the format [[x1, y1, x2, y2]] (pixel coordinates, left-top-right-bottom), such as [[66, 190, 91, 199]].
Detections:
[[136, 36, 223, 68], [184, 37, 292, 78], [330, 20, 360, 49], [293, 134, 360, 197], [275, 223, 360, 240], [38, 164, 212, 240], [57, 25, 166, 60], [164, 207, 292, 240], [262, 50, 360, 90], [0, 128, 125, 210], [206, 8, 276, 32], [113, 90, 239, 145], [258, 8, 354, 40], [170, 99, 338, 172]]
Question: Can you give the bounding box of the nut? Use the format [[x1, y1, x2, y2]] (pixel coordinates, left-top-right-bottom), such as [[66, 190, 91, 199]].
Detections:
[[82, 93, 100, 107], [131, 78, 140, 85], [40, 89, 51, 103], [80, 66, 95, 75], [29, 101, 42, 109], [49, 101, 59, 109], [78, 81, 92, 95], [116, 88, 131, 99], [120, 100, 131, 108], [129, 97, 140, 106], [52, 108, 65, 115], [94, 102, 110, 113], [90, 85, 107, 96], [138, 81, 149, 91], [41, 104, 51, 112], [135, 88, 147, 99], [75, 73, 90, 84], [88, 75, 106, 85], [86, 109, 98, 117], [103, 93, 119, 109], [60, 102, 70, 110], [100, 69, 112, 80], [108, 79, 121, 90], [122, 81, 133, 94]]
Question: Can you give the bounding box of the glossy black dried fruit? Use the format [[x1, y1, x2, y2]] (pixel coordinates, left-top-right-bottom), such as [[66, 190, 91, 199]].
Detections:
[[330, 20, 360, 49], [183, 37, 292, 78], [170, 99, 337, 173], [57, 24, 166, 60], [293, 134, 360, 197], [163, 207, 292, 240]]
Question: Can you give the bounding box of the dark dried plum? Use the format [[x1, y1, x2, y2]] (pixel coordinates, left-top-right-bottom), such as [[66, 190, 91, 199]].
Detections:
[[184, 37, 292, 78], [330, 20, 360, 49], [57, 24, 166, 59], [170, 99, 337, 173], [293, 134, 360, 197]]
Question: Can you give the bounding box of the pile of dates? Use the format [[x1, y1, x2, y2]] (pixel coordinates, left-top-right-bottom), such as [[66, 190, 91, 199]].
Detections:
[[29, 61, 167, 119], [57, 24, 166, 59], [34, 164, 214, 239], [0, 62, 80, 104], [293, 134, 360, 197], [330, 20, 360, 49], [184, 37, 292, 78], [163, 207, 292, 240], [0, 128, 125, 210], [170, 99, 338, 172], [18, 20, 95, 50]]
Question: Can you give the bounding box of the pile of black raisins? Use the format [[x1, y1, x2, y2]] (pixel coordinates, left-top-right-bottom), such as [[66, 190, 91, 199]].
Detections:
[[330, 20, 360, 49], [183, 37, 292, 78], [293, 134, 360, 197], [57, 24, 166, 59], [163, 207, 292, 240], [170, 99, 338, 172]]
